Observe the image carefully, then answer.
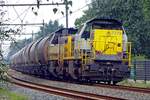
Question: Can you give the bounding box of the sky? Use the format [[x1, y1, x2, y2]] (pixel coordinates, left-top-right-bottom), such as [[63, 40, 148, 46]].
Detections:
[[0, 0, 91, 56], [3, 0, 91, 35]]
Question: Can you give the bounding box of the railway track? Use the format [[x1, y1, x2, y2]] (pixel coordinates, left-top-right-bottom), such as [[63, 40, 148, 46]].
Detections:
[[7, 74, 123, 100], [7, 69, 150, 100], [93, 83, 150, 94]]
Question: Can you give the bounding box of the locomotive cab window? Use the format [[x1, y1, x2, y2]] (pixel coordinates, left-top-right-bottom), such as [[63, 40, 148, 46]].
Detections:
[[48, 34, 54, 45], [81, 25, 91, 40], [92, 22, 122, 30], [51, 34, 59, 44]]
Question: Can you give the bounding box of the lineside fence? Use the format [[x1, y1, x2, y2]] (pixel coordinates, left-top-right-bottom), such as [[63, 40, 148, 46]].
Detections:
[[130, 60, 150, 83]]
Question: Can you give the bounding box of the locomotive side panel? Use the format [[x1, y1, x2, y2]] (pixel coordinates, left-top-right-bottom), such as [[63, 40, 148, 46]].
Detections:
[[48, 44, 59, 60]]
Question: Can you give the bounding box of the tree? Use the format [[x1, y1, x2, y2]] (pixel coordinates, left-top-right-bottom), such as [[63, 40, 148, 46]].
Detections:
[[35, 20, 63, 39], [0, 6, 14, 80], [143, 0, 150, 21]]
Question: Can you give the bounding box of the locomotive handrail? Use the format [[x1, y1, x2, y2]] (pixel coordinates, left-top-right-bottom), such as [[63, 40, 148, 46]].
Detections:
[[76, 40, 131, 66], [122, 42, 131, 67]]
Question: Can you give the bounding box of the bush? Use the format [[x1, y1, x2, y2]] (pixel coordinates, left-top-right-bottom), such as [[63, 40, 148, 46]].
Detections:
[[0, 62, 8, 81]]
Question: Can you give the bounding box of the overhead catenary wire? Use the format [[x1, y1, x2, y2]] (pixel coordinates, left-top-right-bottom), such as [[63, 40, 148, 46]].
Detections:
[[1, 6, 32, 33], [0, 1, 68, 51], [0, 1, 72, 28], [1, 1, 93, 35], [0, 23, 44, 26], [2, 1, 93, 41], [13, 6, 23, 22], [56, 1, 94, 22], [11, 6, 32, 31], [11, 6, 31, 22], [12, 5, 32, 31], [0, 2, 65, 7]]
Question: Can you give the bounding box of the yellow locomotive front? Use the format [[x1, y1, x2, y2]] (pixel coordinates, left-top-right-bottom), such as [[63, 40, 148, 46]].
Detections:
[[74, 18, 131, 84]]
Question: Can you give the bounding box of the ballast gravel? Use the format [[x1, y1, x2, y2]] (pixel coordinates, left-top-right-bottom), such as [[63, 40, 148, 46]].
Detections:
[[8, 70, 150, 100], [0, 81, 72, 100]]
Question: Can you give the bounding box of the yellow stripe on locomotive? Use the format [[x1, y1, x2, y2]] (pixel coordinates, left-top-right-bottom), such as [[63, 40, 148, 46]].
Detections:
[[93, 29, 123, 55]]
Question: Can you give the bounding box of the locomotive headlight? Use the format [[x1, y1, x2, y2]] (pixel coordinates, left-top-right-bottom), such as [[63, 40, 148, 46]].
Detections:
[[112, 68, 115, 71], [96, 50, 102, 55], [118, 43, 121, 47]]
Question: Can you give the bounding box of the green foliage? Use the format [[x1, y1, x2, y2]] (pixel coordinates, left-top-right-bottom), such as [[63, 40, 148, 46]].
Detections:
[[0, 88, 27, 100], [35, 20, 63, 39], [119, 80, 150, 88], [0, 61, 8, 81], [143, 0, 150, 21], [0, 26, 11, 81], [75, 0, 150, 58], [132, 55, 146, 60]]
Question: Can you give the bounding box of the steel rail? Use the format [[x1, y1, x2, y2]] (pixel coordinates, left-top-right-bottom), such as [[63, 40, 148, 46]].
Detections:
[[7, 74, 124, 100], [94, 84, 150, 94], [8, 69, 150, 94]]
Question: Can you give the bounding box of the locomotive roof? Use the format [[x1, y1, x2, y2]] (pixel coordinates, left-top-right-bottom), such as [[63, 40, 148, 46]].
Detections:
[[86, 18, 123, 26], [55, 28, 78, 34]]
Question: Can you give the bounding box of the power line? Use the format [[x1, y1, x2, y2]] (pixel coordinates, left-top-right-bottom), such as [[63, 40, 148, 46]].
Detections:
[[0, 23, 44, 26], [0, 3, 65, 7], [72, 2, 91, 13], [22, 7, 31, 21], [6, 33, 33, 35], [57, 1, 92, 21], [13, 6, 22, 22], [11, 6, 31, 22], [0, 1, 71, 28], [11, 6, 32, 30]]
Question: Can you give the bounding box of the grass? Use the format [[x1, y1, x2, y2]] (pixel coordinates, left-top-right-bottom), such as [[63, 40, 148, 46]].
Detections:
[[0, 88, 27, 100], [132, 55, 147, 60], [118, 79, 150, 88]]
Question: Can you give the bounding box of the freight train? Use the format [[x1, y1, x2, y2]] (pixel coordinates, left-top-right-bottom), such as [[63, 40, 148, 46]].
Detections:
[[10, 18, 131, 84]]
